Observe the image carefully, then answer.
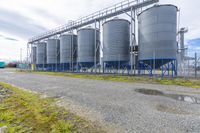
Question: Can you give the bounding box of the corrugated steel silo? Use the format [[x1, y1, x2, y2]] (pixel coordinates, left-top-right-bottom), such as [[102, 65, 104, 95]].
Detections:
[[60, 34, 77, 63], [103, 18, 130, 67], [77, 28, 100, 67], [31, 46, 37, 64], [138, 5, 177, 68], [47, 39, 60, 64], [36, 42, 46, 65]]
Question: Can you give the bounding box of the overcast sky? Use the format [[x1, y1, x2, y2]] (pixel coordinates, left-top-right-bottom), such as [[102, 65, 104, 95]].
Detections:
[[0, 0, 199, 61]]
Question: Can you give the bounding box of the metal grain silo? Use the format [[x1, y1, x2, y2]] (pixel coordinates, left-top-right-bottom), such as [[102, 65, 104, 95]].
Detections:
[[138, 5, 178, 68], [47, 39, 60, 64], [36, 42, 46, 65], [77, 28, 100, 67], [60, 34, 77, 63], [60, 34, 77, 70], [103, 18, 130, 67], [31, 46, 37, 64]]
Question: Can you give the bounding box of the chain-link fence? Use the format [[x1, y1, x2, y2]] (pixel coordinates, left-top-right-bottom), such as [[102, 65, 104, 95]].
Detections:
[[179, 51, 200, 79]]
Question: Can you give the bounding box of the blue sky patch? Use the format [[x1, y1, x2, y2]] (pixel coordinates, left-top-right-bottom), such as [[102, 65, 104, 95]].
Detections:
[[186, 38, 200, 56]]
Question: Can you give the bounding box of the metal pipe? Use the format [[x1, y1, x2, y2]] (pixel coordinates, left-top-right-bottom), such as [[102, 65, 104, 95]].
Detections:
[[133, 10, 136, 75], [76, 29, 78, 72], [130, 7, 133, 75], [94, 20, 97, 73], [72, 31, 74, 72]]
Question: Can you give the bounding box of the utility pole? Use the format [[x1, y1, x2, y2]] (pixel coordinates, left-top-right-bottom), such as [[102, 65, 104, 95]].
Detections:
[[195, 53, 197, 79], [26, 43, 29, 65], [20, 48, 23, 63]]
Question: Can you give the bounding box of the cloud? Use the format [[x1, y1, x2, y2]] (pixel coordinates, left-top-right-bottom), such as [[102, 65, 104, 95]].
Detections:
[[0, 34, 19, 42], [29, 8, 65, 24], [4, 37, 19, 42], [0, 38, 27, 61], [0, 8, 48, 39]]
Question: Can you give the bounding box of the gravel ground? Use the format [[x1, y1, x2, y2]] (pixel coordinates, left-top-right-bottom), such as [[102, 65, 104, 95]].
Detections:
[[0, 69, 200, 133], [0, 86, 12, 101]]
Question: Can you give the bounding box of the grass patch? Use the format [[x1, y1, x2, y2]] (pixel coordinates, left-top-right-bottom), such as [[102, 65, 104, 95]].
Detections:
[[155, 78, 200, 89], [0, 82, 105, 133], [29, 71, 200, 89]]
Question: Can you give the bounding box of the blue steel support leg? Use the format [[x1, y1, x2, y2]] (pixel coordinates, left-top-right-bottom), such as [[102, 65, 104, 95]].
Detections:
[[150, 60, 152, 77], [168, 62, 170, 76], [162, 59, 164, 78], [174, 60, 176, 76], [175, 60, 178, 76], [172, 61, 174, 78], [173, 60, 177, 77], [150, 66, 152, 77], [103, 62, 105, 74]]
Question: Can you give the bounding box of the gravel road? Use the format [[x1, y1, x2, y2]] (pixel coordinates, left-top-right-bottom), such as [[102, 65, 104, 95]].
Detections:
[[0, 69, 200, 133]]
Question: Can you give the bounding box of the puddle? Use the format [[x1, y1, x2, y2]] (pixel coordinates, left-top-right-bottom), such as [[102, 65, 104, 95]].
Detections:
[[135, 89, 200, 104], [135, 89, 164, 96], [166, 94, 200, 104]]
